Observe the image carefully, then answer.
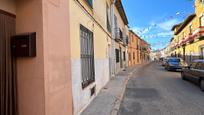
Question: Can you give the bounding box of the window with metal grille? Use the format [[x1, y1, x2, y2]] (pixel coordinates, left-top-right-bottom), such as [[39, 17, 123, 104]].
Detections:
[[106, 4, 111, 33], [80, 24, 95, 89]]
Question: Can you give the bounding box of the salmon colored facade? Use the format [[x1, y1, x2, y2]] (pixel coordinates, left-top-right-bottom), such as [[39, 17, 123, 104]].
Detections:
[[0, 0, 73, 115], [128, 30, 151, 66], [128, 30, 139, 66], [140, 39, 151, 63]]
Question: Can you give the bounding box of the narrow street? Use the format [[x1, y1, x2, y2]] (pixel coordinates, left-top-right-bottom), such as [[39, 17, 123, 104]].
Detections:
[[119, 62, 204, 115]]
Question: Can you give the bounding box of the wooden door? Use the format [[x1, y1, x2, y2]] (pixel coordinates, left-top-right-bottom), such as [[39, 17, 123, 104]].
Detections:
[[0, 10, 17, 115]]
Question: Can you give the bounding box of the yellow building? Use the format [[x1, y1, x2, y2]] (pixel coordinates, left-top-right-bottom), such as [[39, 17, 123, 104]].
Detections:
[[113, 0, 129, 73], [69, 0, 113, 114], [170, 0, 204, 63]]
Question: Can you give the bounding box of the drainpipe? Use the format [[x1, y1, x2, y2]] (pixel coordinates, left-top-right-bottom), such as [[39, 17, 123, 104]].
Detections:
[[110, 0, 116, 77]]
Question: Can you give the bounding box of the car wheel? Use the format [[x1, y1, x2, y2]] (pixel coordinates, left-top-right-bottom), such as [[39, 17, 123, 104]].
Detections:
[[200, 80, 204, 91], [166, 66, 170, 71], [181, 72, 186, 80]]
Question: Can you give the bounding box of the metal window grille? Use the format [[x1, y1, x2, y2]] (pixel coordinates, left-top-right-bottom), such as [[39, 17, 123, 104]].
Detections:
[[106, 4, 111, 33], [80, 25, 95, 89]]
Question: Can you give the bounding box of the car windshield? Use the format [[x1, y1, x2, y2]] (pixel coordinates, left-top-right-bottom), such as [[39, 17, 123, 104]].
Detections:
[[169, 59, 180, 62]]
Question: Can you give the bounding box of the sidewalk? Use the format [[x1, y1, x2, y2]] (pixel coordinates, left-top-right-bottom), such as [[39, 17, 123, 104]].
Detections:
[[81, 65, 143, 115]]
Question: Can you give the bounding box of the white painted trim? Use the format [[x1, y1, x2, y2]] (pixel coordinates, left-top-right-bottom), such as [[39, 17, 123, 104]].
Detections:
[[199, 13, 204, 17]]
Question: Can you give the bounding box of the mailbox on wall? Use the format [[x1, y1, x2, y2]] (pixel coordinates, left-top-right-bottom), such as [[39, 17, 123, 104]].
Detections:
[[11, 32, 36, 57]]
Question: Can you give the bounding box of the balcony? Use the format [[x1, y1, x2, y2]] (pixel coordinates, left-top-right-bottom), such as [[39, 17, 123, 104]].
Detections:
[[122, 35, 129, 46], [176, 26, 204, 47], [115, 28, 123, 42], [115, 28, 129, 46], [192, 26, 204, 40], [184, 33, 194, 43]]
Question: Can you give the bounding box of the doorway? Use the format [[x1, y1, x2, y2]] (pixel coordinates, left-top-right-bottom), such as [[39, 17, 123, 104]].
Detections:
[[201, 47, 204, 59], [119, 47, 123, 68], [0, 10, 17, 115], [183, 47, 186, 61]]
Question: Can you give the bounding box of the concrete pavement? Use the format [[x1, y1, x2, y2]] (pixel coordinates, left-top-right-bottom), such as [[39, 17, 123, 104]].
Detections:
[[81, 64, 146, 115], [119, 62, 204, 115]]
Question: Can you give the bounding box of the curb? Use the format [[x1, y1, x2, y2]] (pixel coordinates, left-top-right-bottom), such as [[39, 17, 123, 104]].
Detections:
[[110, 67, 137, 115]]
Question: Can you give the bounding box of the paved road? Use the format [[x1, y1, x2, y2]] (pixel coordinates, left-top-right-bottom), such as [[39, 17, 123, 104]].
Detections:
[[119, 62, 204, 115]]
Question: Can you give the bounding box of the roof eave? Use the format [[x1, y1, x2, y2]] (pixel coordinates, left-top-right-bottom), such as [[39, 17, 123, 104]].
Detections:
[[115, 0, 129, 25], [175, 14, 196, 35]]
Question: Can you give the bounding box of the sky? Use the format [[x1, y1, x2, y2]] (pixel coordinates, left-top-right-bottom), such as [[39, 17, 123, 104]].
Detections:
[[122, 0, 195, 51]]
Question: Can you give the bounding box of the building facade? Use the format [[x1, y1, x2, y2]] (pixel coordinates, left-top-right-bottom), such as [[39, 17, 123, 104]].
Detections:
[[0, 0, 73, 115], [170, 0, 204, 63], [69, 0, 112, 114], [139, 39, 151, 63], [128, 30, 139, 66], [128, 30, 151, 66], [0, 0, 149, 115], [113, 0, 129, 73]]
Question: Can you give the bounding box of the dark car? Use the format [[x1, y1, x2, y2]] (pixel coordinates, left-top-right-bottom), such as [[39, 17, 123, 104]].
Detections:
[[165, 57, 188, 71], [181, 60, 204, 91]]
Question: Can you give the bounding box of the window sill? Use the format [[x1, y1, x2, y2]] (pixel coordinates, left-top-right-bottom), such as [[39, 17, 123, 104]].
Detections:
[[82, 79, 95, 89]]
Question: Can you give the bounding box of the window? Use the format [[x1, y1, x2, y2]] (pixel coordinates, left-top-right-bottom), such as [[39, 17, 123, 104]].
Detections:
[[189, 25, 192, 33], [133, 52, 135, 60], [129, 53, 131, 61], [86, 0, 93, 8], [80, 25, 95, 89], [106, 4, 111, 33], [201, 47, 204, 59], [199, 16, 204, 27], [114, 15, 118, 29], [123, 51, 126, 61], [115, 49, 120, 63]]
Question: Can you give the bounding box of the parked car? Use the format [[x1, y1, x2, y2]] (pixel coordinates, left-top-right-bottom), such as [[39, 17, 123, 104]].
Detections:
[[162, 58, 168, 66], [181, 60, 204, 91], [165, 57, 188, 71]]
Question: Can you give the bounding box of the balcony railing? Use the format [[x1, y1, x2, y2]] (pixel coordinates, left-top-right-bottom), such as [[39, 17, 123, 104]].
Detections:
[[115, 28, 123, 42], [115, 28, 129, 46], [172, 26, 204, 48]]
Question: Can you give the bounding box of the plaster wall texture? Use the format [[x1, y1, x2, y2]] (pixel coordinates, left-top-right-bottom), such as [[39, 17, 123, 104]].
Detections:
[[0, 0, 73, 115], [69, 0, 111, 114], [0, 0, 16, 14]]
